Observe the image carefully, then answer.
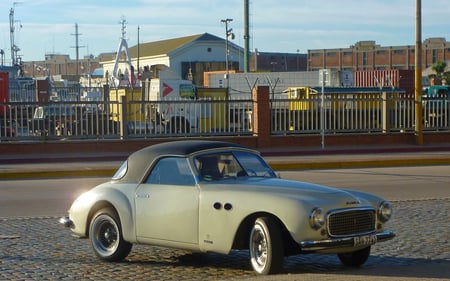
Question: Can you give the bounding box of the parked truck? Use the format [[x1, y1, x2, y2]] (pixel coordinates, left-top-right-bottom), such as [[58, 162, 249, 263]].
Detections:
[[109, 65, 228, 136], [422, 85, 450, 128], [147, 67, 198, 133]]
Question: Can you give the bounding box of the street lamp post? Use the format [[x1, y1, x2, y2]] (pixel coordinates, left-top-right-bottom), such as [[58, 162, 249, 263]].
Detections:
[[221, 18, 234, 90], [415, 0, 423, 145]]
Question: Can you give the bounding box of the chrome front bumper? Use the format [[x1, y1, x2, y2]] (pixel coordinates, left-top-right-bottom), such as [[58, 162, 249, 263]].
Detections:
[[299, 230, 395, 251], [59, 217, 74, 229]]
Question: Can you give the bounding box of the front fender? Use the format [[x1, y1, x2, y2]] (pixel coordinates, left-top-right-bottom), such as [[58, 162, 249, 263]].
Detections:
[[198, 189, 313, 253]]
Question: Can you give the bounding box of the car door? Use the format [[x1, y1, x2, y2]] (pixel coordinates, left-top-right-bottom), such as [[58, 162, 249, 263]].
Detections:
[[135, 157, 199, 244]]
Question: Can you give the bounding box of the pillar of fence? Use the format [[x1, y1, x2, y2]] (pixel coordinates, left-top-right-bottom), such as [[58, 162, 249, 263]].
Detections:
[[252, 86, 271, 147], [103, 84, 110, 116], [382, 91, 391, 133], [120, 95, 128, 139]]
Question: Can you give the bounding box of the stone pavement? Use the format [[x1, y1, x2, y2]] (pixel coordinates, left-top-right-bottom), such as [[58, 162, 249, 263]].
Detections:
[[0, 200, 448, 281]]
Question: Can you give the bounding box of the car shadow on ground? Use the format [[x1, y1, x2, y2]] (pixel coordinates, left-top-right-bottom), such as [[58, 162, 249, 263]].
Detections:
[[127, 248, 450, 279]]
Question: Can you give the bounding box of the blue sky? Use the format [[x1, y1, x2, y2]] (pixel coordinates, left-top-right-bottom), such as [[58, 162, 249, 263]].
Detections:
[[0, 0, 449, 62]]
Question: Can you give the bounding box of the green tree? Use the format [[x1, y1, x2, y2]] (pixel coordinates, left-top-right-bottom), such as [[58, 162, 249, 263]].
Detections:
[[432, 61, 447, 79], [430, 61, 449, 85]]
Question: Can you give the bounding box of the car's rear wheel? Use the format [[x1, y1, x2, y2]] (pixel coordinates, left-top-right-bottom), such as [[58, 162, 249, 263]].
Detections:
[[249, 217, 284, 275], [90, 207, 132, 262], [338, 246, 371, 267]]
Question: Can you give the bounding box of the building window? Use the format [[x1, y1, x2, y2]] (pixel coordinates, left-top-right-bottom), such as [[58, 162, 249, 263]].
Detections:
[[327, 52, 336, 56], [311, 53, 321, 57], [343, 52, 352, 56], [376, 50, 386, 55], [207, 48, 212, 52], [362, 52, 368, 66], [432, 49, 437, 63], [393, 49, 404, 54]]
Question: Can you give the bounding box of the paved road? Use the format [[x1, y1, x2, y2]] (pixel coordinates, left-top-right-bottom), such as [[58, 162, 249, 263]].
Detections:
[[0, 166, 449, 280], [1, 166, 449, 218], [1, 146, 450, 179]]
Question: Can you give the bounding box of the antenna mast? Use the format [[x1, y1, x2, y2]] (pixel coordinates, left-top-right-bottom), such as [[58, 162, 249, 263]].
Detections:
[[112, 16, 133, 81]]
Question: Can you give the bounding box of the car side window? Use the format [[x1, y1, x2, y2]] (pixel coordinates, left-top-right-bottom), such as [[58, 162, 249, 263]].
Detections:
[[195, 153, 245, 181], [145, 157, 195, 186]]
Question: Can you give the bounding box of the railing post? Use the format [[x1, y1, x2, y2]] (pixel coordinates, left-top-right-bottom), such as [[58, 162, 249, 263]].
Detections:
[[382, 91, 391, 133], [120, 95, 128, 139], [252, 86, 271, 147]]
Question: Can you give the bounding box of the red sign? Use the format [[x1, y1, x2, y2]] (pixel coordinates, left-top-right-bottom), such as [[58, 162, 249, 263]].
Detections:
[[162, 82, 173, 97]]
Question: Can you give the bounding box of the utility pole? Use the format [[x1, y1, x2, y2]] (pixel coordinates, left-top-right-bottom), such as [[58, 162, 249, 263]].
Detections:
[[221, 18, 234, 90], [243, 0, 250, 73], [71, 23, 85, 77], [9, 7, 16, 65], [137, 26, 140, 76], [415, 0, 423, 145]]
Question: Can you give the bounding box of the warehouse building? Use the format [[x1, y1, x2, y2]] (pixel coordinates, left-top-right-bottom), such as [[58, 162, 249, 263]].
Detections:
[[308, 37, 450, 72], [101, 33, 244, 87]]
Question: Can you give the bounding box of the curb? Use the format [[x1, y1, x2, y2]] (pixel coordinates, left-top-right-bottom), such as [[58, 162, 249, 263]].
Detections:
[[269, 157, 450, 170], [0, 169, 115, 180]]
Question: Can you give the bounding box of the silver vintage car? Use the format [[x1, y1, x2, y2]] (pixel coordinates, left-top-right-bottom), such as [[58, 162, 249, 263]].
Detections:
[[60, 140, 395, 274]]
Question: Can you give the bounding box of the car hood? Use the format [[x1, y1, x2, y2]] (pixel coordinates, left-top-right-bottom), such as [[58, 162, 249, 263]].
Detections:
[[208, 177, 372, 206]]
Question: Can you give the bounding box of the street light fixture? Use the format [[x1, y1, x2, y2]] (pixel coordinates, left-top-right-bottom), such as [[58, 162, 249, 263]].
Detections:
[[221, 18, 234, 90]]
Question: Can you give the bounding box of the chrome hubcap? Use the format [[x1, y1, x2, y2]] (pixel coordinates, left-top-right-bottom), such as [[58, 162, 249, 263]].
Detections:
[[251, 226, 268, 269]]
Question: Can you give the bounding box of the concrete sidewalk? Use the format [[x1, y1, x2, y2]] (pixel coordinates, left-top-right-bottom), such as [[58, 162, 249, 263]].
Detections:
[[1, 144, 450, 179]]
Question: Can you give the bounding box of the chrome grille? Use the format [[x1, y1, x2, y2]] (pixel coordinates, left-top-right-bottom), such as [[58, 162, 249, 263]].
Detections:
[[327, 208, 376, 237]]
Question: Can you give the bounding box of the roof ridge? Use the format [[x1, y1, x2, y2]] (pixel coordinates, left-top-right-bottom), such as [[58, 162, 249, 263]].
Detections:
[[128, 33, 220, 58]]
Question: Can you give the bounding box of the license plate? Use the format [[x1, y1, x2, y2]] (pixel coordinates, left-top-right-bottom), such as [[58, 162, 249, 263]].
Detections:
[[353, 234, 377, 247]]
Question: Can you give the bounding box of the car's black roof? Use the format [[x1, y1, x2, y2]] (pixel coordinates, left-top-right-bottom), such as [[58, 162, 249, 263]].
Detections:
[[134, 140, 247, 158], [118, 140, 251, 183]]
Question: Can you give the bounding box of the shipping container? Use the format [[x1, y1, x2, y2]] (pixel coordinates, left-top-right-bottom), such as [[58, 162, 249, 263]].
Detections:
[[0, 72, 9, 115], [354, 70, 415, 96]]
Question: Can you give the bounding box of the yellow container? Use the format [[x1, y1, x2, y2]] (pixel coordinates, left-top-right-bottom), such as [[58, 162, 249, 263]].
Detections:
[[197, 88, 228, 132]]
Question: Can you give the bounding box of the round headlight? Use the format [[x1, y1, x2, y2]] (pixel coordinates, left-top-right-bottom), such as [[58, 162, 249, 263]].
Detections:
[[378, 201, 392, 222], [309, 207, 325, 229]]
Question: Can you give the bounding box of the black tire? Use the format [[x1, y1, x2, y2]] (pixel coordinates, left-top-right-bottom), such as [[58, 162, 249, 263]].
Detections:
[[249, 217, 284, 275], [89, 207, 132, 262], [338, 246, 371, 267]]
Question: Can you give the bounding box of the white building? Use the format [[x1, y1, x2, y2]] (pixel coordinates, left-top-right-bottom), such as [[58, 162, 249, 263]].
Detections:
[[101, 33, 244, 87]]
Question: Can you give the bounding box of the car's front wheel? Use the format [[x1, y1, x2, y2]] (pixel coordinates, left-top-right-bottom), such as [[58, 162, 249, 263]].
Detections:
[[338, 246, 371, 267], [90, 207, 132, 262], [249, 217, 284, 275]]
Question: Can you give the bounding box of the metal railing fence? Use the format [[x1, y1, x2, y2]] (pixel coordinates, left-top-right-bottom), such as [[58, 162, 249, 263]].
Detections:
[[124, 97, 254, 138], [1, 90, 449, 141], [270, 94, 449, 135], [0, 97, 254, 141]]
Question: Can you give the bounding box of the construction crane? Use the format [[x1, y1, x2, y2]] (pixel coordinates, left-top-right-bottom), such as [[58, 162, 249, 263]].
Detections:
[[9, 2, 22, 66]]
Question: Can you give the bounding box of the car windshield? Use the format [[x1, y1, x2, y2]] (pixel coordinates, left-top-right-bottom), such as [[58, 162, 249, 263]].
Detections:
[[194, 150, 276, 181], [112, 160, 128, 180]]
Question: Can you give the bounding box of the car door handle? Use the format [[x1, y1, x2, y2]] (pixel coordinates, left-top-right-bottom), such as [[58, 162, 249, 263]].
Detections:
[[136, 194, 150, 198]]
